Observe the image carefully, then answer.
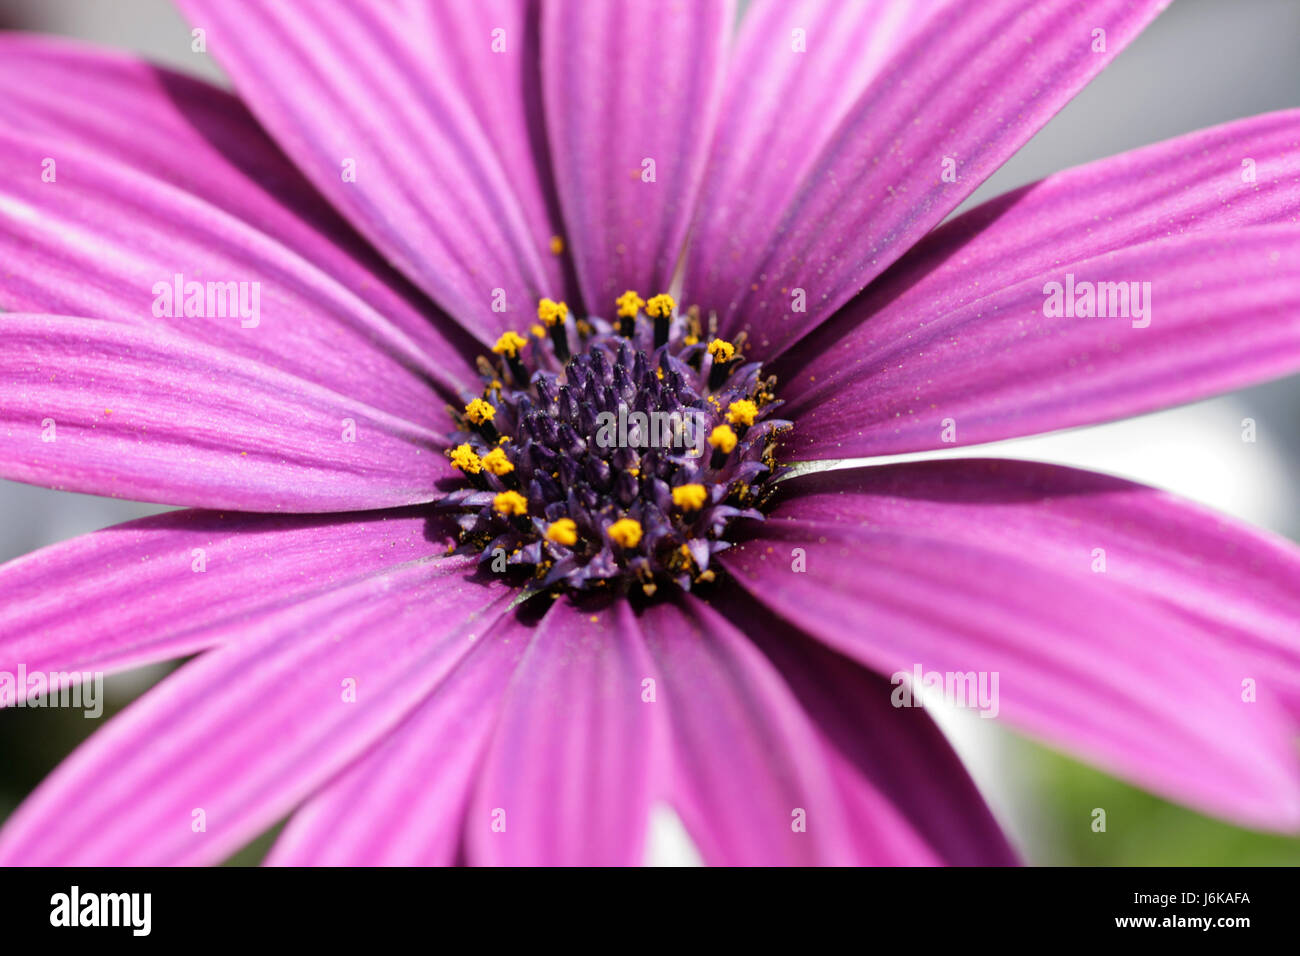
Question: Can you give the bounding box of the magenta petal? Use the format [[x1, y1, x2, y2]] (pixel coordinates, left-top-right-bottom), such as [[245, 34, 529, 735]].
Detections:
[[697, 0, 1169, 354], [782, 110, 1300, 450], [0, 35, 473, 421], [0, 315, 450, 511], [770, 459, 1300, 715], [0, 559, 513, 865], [640, 594, 941, 865], [784, 226, 1300, 459], [721, 462, 1300, 831], [404, 0, 576, 304], [713, 588, 1018, 865], [466, 598, 662, 865], [684, 0, 942, 316], [268, 605, 535, 866], [0, 507, 448, 688], [177, 0, 564, 342], [782, 109, 1300, 368], [542, 0, 734, 312]]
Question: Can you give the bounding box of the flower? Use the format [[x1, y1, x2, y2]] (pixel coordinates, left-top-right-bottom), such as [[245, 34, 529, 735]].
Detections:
[[0, 0, 1298, 866]]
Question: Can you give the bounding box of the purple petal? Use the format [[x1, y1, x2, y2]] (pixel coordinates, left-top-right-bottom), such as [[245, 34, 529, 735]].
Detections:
[[268, 604, 535, 866], [780, 459, 1300, 715], [402, 0, 578, 303], [688, 0, 1170, 354], [177, 0, 566, 341], [782, 226, 1300, 459], [713, 587, 1018, 865], [782, 109, 1300, 364], [0, 559, 513, 865], [0, 315, 450, 511], [684, 0, 942, 317], [0, 35, 474, 422], [466, 598, 663, 865], [781, 108, 1300, 447], [0, 507, 449, 689], [640, 593, 941, 864], [542, 0, 734, 312], [721, 462, 1300, 830]]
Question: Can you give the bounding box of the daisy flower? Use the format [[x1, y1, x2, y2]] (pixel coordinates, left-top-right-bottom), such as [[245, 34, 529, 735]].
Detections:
[[0, 0, 1297, 865]]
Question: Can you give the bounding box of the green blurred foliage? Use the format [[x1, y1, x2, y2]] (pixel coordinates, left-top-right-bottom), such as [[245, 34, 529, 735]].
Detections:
[[1007, 733, 1300, 866]]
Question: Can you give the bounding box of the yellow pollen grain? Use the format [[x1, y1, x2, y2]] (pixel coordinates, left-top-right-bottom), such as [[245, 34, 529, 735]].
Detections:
[[708, 424, 738, 453], [645, 293, 676, 318], [607, 518, 643, 549], [545, 518, 578, 546], [449, 443, 482, 474], [491, 330, 528, 358], [530, 323, 546, 338], [537, 297, 568, 327], [493, 490, 528, 516], [481, 447, 514, 475], [465, 398, 496, 425], [615, 290, 645, 318], [707, 339, 736, 362], [672, 483, 708, 511], [549, 235, 565, 255], [727, 399, 758, 426]]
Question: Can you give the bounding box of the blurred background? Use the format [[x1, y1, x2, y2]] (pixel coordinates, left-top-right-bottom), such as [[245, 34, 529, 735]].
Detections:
[[0, 0, 1297, 865]]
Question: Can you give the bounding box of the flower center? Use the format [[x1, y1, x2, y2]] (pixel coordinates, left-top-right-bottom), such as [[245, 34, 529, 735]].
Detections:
[[440, 292, 790, 595]]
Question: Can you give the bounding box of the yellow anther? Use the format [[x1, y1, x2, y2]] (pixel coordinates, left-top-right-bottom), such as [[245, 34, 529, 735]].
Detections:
[[726, 399, 758, 427], [708, 424, 738, 454], [493, 490, 528, 516], [491, 330, 528, 358], [537, 297, 568, 327], [549, 235, 565, 255], [449, 443, 482, 474], [530, 323, 546, 338], [481, 447, 514, 475], [465, 398, 496, 425], [607, 518, 643, 549], [707, 339, 736, 363], [671, 484, 708, 511], [645, 293, 676, 318], [546, 518, 578, 546], [615, 290, 645, 319]]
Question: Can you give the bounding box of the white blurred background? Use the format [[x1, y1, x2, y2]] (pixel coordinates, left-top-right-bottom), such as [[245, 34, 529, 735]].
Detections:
[[0, 0, 1296, 864]]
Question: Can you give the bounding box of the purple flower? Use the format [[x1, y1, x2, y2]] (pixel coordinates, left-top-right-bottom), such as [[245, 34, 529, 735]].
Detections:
[[0, 0, 1298, 865]]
